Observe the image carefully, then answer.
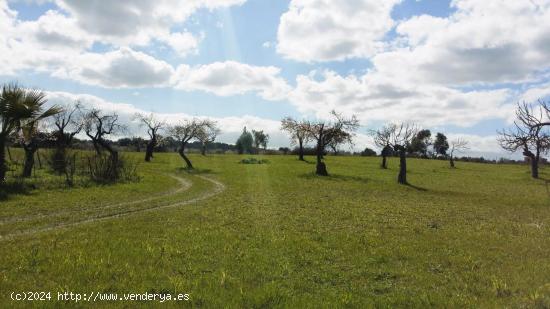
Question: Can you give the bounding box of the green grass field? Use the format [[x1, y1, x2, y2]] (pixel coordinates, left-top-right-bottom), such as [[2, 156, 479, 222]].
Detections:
[[1, 153, 550, 308]]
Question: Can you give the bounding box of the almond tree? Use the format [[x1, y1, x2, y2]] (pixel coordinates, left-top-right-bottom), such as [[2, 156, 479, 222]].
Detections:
[[196, 120, 220, 156], [83, 108, 124, 162], [169, 118, 216, 169], [372, 126, 394, 169], [135, 113, 165, 162], [302, 111, 359, 176], [498, 102, 550, 178], [50, 102, 83, 174], [449, 138, 469, 168], [376, 123, 417, 184], [281, 117, 310, 161]]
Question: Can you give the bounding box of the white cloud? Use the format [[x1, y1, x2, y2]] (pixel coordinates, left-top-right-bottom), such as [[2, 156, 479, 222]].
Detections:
[[174, 61, 291, 101], [52, 48, 175, 88], [0, 2, 85, 74], [17, 10, 93, 51], [386, 0, 550, 86], [520, 82, 550, 103], [289, 70, 514, 127], [159, 31, 202, 57], [277, 0, 402, 62], [54, 0, 246, 50]]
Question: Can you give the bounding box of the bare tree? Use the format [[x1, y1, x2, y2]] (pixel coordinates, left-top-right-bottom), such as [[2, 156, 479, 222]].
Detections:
[[449, 138, 469, 168], [302, 111, 359, 176], [169, 118, 216, 169], [135, 113, 165, 162], [196, 120, 220, 156], [281, 117, 310, 161], [498, 102, 550, 178], [371, 126, 394, 169], [83, 108, 124, 162], [375, 123, 417, 184], [52, 102, 83, 147], [50, 102, 83, 173]]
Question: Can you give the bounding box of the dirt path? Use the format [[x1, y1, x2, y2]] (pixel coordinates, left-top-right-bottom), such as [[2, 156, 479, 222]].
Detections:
[[0, 174, 225, 242], [0, 174, 191, 225]]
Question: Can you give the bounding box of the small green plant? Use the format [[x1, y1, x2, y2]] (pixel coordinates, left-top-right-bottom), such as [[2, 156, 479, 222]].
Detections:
[[239, 157, 269, 164]]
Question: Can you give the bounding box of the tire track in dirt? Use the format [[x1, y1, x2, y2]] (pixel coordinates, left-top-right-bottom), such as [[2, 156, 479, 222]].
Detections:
[[0, 174, 225, 242], [0, 174, 191, 225]]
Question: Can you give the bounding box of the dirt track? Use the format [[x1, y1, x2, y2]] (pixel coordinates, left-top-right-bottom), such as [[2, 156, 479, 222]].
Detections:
[[0, 174, 225, 242]]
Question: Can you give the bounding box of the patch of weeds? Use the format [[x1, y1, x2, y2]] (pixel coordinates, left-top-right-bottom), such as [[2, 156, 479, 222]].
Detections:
[[239, 157, 269, 164], [525, 284, 550, 309], [492, 278, 512, 298]]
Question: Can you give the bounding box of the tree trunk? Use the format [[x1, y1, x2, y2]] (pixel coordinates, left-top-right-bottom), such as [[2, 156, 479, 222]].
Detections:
[[36, 150, 42, 168], [450, 155, 455, 168], [22, 147, 36, 178], [530, 156, 539, 179], [178, 145, 193, 169], [145, 142, 154, 162], [398, 149, 407, 184], [97, 139, 119, 170], [201, 144, 207, 156], [298, 139, 304, 161], [92, 141, 101, 155], [381, 155, 387, 169], [0, 138, 6, 183], [315, 143, 328, 176]]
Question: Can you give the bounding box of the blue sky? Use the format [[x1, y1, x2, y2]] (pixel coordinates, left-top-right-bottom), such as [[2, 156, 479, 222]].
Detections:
[[1, 0, 550, 156]]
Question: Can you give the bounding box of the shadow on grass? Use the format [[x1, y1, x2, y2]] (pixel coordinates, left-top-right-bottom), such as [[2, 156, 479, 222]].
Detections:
[[176, 167, 217, 175], [298, 173, 370, 184], [0, 180, 33, 201], [403, 183, 428, 192]]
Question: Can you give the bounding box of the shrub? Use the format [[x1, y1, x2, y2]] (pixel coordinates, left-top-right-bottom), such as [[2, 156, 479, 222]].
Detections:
[[239, 158, 269, 164], [86, 154, 140, 184]]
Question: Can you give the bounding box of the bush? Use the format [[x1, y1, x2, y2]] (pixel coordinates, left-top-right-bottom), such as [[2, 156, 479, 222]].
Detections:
[[361, 147, 377, 157], [239, 158, 269, 164], [86, 154, 140, 184]]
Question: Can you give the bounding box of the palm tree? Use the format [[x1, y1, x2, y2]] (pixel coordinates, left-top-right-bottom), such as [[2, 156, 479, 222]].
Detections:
[[0, 84, 60, 182]]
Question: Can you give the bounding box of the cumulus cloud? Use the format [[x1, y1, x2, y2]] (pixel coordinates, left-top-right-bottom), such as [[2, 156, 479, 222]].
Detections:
[[0, 3, 85, 74], [277, 0, 401, 62], [52, 48, 175, 88], [289, 70, 514, 127], [386, 0, 550, 86], [17, 10, 92, 51], [174, 61, 291, 101], [54, 0, 246, 51], [520, 82, 550, 103]]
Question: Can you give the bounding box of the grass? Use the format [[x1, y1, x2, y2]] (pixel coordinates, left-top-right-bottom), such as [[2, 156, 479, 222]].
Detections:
[[1, 153, 550, 308]]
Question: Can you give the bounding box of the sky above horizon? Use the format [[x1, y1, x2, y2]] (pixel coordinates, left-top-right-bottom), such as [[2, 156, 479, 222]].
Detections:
[[1, 0, 550, 158]]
